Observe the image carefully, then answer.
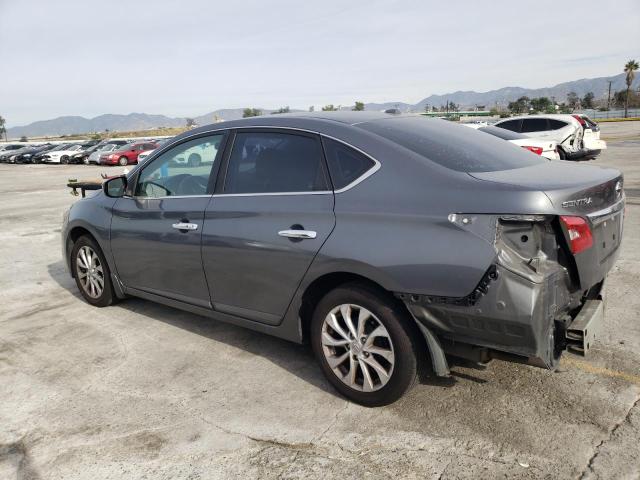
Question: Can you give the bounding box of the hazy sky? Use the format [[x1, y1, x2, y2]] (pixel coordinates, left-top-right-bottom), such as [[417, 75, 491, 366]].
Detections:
[[1, 0, 638, 126]]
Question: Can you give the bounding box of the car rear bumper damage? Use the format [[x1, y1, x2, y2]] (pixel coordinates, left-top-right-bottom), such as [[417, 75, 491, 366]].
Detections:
[[396, 212, 617, 375]]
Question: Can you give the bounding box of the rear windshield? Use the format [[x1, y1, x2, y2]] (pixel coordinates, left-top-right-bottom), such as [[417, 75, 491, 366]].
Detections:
[[478, 125, 527, 140], [359, 117, 545, 172]]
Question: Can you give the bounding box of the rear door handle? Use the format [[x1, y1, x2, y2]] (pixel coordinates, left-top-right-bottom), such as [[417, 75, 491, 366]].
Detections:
[[278, 229, 317, 239], [172, 222, 199, 231]]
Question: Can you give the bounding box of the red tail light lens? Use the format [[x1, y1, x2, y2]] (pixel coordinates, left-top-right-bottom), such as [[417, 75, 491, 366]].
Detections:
[[560, 216, 593, 254], [572, 114, 586, 126], [522, 146, 543, 155]]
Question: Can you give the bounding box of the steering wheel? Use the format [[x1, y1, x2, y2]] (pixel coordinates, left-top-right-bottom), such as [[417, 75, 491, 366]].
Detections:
[[177, 175, 208, 195]]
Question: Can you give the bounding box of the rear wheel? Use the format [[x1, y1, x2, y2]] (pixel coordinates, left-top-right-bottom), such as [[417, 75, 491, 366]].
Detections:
[[118, 156, 128, 166], [311, 283, 420, 406], [71, 235, 115, 307], [61, 156, 69, 164], [558, 148, 566, 160]]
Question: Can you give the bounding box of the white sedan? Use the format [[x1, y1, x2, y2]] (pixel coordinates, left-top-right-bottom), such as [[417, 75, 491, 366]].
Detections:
[[41, 144, 84, 164], [466, 124, 559, 160]]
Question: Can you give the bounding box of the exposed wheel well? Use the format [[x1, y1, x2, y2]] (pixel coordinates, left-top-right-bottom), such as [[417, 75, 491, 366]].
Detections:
[[299, 272, 410, 344]]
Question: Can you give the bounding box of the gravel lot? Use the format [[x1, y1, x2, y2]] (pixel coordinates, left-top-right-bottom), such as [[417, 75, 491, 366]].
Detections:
[[1, 121, 639, 479]]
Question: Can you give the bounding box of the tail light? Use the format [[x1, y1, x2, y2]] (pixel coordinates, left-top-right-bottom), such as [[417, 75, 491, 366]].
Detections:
[[560, 216, 593, 254], [522, 146, 543, 155], [572, 114, 586, 126]]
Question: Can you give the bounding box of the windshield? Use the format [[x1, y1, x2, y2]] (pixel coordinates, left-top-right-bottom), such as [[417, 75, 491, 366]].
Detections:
[[358, 116, 546, 172]]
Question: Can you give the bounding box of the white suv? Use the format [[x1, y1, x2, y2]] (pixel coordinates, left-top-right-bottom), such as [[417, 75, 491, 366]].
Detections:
[[493, 114, 605, 160]]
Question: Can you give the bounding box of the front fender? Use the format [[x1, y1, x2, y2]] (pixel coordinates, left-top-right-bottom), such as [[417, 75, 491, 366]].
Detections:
[[64, 192, 117, 276]]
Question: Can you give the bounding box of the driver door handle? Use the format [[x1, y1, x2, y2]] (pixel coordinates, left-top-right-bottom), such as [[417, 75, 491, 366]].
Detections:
[[278, 229, 317, 239], [172, 222, 199, 231]]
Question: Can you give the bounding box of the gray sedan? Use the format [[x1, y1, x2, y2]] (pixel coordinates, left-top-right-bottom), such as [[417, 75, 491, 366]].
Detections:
[[62, 112, 624, 406]]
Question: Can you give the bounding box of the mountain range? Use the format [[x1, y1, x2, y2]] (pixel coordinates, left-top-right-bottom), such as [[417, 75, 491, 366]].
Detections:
[[6, 72, 638, 139]]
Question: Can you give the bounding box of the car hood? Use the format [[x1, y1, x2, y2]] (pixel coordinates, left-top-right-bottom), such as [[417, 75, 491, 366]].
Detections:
[[468, 161, 623, 215]]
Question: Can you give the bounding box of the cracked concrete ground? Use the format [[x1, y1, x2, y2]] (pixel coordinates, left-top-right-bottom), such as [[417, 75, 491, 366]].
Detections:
[[1, 121, 639, 479]]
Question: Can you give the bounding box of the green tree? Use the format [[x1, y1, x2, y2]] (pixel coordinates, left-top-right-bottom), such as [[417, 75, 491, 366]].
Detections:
[[322, 104, 338, 111], [582, 92, 595, 109], [271, 106, 290, 115], [353, 101, 365, 111], [529, 97, 552, 113], [0, 115, 6, 141], [19, 135, 28, 142], [507, 96, 530, 114], [242, 108, 262, 118], [566, 91, 580, 110], [186, 118, 197, 127], [624, 59, 639, 117], [614, 90, 640, 109]]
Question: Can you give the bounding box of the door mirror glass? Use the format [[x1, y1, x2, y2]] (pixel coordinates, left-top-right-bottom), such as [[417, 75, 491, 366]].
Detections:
[[103, 176, 127, 197]]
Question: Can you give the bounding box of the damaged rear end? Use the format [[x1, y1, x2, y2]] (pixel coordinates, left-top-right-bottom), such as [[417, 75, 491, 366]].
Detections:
[[403, 163, 625, 370]]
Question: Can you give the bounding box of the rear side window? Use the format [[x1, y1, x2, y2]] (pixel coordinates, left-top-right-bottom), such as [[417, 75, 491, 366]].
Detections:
[[225, 131, 328, 194], [548, 119, 568, 130], [495, 119, 521, 132], [359, 116, 546, 172], [521, 118, 549, 132], [322, 138, 375, 190]]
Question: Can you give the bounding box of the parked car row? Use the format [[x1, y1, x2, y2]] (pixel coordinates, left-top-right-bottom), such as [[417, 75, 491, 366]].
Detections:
[[0, 138, 166, 165]]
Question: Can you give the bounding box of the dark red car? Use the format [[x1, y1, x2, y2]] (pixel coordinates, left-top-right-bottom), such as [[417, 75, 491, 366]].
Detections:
[[99, 141, 158, 166]]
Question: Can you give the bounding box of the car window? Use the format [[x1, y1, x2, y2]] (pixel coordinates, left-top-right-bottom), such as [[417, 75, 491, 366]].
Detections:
[[548, 119, 568, 130], [322, 137, 375, 190], [521, 118, 549, 133], [135, 134, 224, 198], [495, 119, 521, 132], [225, 131, 328, 194]]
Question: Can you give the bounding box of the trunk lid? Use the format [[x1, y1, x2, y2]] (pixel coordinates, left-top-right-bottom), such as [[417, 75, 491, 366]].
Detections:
[[469, 161, 624, 289], [468, 161, 622, 215]]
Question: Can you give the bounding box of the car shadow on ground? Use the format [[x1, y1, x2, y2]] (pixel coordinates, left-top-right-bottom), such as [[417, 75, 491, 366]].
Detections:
[[47, 261, 482, 398]]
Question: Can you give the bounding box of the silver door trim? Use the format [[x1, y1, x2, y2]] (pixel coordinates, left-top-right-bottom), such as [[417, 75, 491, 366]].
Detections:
[[172, 222, 199, 231], [278, 229, 317, 239]]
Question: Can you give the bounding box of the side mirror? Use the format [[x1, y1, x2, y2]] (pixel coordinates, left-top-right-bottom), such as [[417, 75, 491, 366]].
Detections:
[[103, 176, 127, 198]]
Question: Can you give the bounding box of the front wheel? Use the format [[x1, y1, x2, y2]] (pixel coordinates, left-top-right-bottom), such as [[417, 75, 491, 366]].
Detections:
[[61, 156, 69, 164], [71, 235, 116, 307], [118, 156, 128, 166], [311, 283, 420, 406]]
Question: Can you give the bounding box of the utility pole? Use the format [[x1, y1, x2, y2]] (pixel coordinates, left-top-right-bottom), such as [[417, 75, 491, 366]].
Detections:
[[606, 80, 613, 111]]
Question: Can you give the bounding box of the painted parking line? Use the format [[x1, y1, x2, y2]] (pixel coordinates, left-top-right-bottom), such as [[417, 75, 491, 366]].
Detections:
[[562, 356, 640, 386]]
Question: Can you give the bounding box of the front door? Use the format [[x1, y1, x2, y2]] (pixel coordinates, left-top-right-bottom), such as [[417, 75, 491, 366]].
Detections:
[[110, 133, 226, 307], [202, 130, 335, 324]]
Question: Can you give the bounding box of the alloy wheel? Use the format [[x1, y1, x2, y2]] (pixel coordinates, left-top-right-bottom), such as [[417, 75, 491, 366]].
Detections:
[[321, 304, 395, 392], [76, 245, 104, 298]]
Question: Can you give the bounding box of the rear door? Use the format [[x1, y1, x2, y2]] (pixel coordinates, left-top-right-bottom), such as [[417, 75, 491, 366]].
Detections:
[[110, 133, 226, 307], [201, 129, 335, 325]]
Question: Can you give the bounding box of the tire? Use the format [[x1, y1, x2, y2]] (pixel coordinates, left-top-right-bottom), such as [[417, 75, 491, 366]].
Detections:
[[558, 148, 566, 160], [71, 235, 115, 307], [311, 282, 420, 407], [118, 156, 128, 166], [61, 156, 69, 164]]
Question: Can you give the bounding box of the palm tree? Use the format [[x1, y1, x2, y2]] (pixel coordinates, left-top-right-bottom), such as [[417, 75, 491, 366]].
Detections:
[[624, 59, 639, 118]]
